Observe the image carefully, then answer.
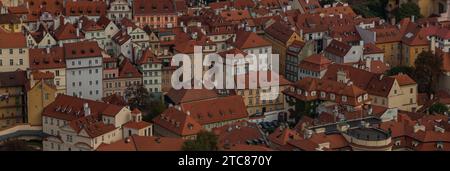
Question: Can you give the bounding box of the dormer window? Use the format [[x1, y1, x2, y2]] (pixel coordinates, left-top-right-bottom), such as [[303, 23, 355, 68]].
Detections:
[[342, 96, 347, 102], [320, 92, 326, 98]]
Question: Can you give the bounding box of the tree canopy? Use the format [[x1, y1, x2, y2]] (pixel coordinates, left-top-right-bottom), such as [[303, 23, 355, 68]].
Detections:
[[182, 131, 218, 151], [414, 51, 443, 94], [429, 103, 449, 115], [394, 2, 422, 21], [124, 84, 166, 121]]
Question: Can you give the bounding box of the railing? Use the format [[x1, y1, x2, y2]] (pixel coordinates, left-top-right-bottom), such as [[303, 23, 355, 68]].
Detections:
[[0, 124, 44, 142]]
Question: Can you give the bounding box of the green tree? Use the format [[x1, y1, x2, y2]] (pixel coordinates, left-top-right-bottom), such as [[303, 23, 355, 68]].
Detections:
[[429, 103, 449, 115], [414, 51, 443, 94], [125, 84, 166, 121], [395, 2, 422, 21], [385, 66, 415, 77], [182, 131, 218, 151], [346, 0, 389, 19], [319, 0, 336, 6]]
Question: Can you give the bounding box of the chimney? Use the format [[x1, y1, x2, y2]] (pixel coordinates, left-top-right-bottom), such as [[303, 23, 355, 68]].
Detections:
[[431, 36, 436, 53], [411, 15, 415, 23], [365, 57, 371, 71], [83, 103, 91, 116], [46, 47, 50, 54], [304, 129, 313, 139], [339, 13, 343, 19], [76, 28, 80, 37], [186, 110, 190, 116], [183, 26, 187, 33], [59, 41, 63, 47]]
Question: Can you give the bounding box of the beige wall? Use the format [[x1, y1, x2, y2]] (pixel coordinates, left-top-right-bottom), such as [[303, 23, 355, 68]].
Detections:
[[27, 81, 57, 126], [0, 48, 29, 72], [0, 86, 25, 129]]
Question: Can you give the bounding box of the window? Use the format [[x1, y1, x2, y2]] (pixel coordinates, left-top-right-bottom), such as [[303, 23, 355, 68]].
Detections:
[[410, 88, 413, 94], [0, 59, 2, 66], [10, 59, 13, 66], [19, 59, 23, 65], [45, 93, 49, 100], [66, 135, 73, 142], [342, 96, 347, 102], [9, 49, 13, 54], [55, 70, 60, 76]]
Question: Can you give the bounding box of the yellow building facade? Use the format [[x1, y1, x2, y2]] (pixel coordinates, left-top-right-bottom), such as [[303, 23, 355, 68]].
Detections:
[[27, 80, 57, 126]]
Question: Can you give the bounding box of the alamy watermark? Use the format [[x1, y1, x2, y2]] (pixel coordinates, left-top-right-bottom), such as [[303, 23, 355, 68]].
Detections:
[[170, 46, 280, 100]]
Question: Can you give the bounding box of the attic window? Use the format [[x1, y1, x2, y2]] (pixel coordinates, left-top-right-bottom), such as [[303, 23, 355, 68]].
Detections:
[[90, 48, 94, 53], [72, 50, 76, 54], [152, 6, 157, 10], [81, 50, 85, 54]]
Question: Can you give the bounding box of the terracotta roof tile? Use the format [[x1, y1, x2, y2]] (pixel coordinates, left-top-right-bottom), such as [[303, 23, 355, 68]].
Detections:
[[180, 95, 249, 125], [97, 135, 185, 151], [118, 58, 142, 78], [133, 0, 176, 16], [0, 32, 26, 48], [325, 39, 351, 57], [63, 41, 102, 59], [123, 121, 151, 130], [152, 107, 203, 136], [166, 88, 218, 104], [65, 1, 106, 17], [29, 47, 65, 70], [390, 73, 416, 86], [231, 30, 271, 49], [298, 54, 332, 72]]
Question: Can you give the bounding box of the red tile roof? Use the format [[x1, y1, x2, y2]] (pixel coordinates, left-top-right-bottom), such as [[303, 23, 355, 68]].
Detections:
[[102, 94, 127, 106], [43, 94, 125, 121], [138, 48, 161, 65], [324, 64, 396, 97], [63, 41, 102, 59], [123, 121, 151, 130], [97, 135, 185, 151], [65, 1, 106, 17], [371, 25, 403, 44], [53, 23, 84, 40], [118, 58, 142, 78], [298, 54, 332, 72], [265, 21, 297, 44], [325, 39, 351, 57], [363, 43, 384, 55], [235, 71, 292, 89], [29, 47, 65, 70], [213, 120, 265, 148], [285, 77, 367, 106], [0, 32, 26, 48], [223, 144, 273, 151], [166, 88, 218, 104], [268, 127, 301, 146], [390, 73, 416, 86], [112, 30, 131, 45], [180, 95, 249, 125], [133, 0, 176, 16], [231, 30, 271, 49], [31, 70, 54, 80], [152, 107, 203, 136]]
